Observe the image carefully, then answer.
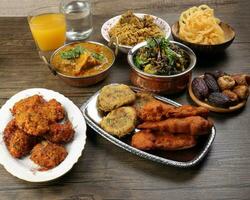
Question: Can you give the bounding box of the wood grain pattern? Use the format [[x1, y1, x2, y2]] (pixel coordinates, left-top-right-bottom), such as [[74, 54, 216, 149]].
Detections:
[[0, 1, 250, 200]]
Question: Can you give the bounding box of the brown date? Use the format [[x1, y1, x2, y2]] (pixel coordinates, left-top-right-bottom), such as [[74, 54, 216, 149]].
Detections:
[[208, 92, 232, 108], [192, 77, 209, 100], [204, 73, 220, 93]]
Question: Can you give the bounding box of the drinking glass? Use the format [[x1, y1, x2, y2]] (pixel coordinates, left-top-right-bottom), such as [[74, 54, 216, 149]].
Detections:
[[60, 0, 93, 41], [28, 6, 66, 56]]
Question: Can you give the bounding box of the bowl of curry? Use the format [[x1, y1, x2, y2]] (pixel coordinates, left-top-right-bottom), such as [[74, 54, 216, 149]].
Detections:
[[44, 41, 115, 87]]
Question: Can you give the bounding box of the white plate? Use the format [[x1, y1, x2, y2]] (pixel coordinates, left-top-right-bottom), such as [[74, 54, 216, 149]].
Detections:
[[101, 13, 171, 53], [0, 88, 86, 182]]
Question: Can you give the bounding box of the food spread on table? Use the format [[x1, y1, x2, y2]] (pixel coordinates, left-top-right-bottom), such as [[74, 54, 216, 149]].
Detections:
[[1, 2, 249, 181], [3, 95, 74, 170]]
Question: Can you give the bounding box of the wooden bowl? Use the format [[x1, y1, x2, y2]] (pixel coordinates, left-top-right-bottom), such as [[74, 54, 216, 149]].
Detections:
[[188, 80, 247, 113], [171, 21, 235, 54]]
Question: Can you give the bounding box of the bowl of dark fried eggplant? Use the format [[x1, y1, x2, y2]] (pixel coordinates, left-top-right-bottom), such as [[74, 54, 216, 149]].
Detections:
[[127, 37, 196, 94]]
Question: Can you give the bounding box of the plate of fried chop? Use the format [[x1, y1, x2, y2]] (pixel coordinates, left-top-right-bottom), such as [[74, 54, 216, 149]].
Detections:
[[82, 84, 216, 167], [0, 88, 86, 182]]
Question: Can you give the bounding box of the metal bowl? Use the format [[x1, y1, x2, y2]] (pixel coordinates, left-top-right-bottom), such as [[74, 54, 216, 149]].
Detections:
[[127, 40, 196, 94], [42, 41, 115, 87]]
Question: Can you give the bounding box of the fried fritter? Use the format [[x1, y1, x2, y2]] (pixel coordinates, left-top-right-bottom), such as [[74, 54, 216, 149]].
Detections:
[[41, 99, 65, 122], [12, 95, 45, 115], [98, 84, 136, 112], [30, 141, 68, 169], [167, 105, 209, 118], [138, 116, 213, 135], [44, 121, 74, 143], [100, 106, 137, 138], [133, 92, 154, 112], [14, 96, 65, 136], [131, 130, 196, 150], [3, 120, 37, 158], [137, 99, 174, 121], [15, 107, 50, 136]]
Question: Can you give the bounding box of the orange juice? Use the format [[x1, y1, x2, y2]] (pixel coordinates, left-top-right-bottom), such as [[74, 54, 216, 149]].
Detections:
[[29, 13, 66, 51]]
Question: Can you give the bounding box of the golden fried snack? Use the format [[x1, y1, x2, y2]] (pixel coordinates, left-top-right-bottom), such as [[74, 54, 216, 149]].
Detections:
[[3, 120, 38, 158], [137, 99, 174, 121], [133, 92, 154, 112], [100, 106, 137, 138], [138, 116, 213, 135], [167, 105, 209, 118], [30, 141, 68, 169], [12, 95, 45, 115], [44, 121, 75, 143], [41, 99, 65, 122], [15, 107, 50, 136], [131, 130, 155, 150], [131, 130, 196, 150], [98, 84, 136, 112]]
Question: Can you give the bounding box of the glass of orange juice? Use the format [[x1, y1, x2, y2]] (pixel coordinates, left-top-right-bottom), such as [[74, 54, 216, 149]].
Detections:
[[28, 6, 66, 55]]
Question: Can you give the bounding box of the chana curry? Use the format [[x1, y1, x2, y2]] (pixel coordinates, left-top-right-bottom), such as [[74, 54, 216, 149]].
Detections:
[[51, 42, 114, 77]]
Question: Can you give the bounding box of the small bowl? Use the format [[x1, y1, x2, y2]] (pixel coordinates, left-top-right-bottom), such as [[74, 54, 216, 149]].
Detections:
[[42, 41, 115, 87], [101, 13, 171, 54], [171, 21, 235, 54], [127, 40, 196, 94]]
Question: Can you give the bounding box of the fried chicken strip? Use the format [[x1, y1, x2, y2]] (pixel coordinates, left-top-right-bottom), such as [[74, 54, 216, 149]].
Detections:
[[167, 105, 209, 118], [138, 116, 213, 135], [137, 99, 174, 121], [131, 130, 196, 150]]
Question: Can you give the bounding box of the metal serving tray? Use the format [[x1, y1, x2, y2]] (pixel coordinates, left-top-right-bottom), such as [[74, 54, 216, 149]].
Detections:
[[81, 85, 216, 168]]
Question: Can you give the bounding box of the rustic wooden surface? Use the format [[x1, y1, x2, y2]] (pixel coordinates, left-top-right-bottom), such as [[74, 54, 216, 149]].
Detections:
[[0, 0, 250, 199]]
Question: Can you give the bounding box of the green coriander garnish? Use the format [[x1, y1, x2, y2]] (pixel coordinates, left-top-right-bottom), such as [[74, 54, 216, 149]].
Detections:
[[60, 45, 85, 60]]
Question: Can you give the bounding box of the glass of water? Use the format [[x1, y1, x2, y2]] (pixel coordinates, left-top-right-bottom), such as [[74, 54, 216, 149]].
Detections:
[[60, 0, 93, 41]]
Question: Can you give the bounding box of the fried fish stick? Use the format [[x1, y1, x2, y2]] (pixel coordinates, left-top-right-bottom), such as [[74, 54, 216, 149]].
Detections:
[[131, 130, 196, 150], [167, 105, 209, 118], [138, 116, 213, 135], [137, 99, 174, 121]]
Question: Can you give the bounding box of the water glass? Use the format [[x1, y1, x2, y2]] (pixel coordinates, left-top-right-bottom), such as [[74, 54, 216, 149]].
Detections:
[[60, 0, 93, 41]]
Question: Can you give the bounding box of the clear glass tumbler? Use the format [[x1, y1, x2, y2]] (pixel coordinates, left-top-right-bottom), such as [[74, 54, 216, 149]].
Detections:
[[28, 6, 66, 52], [60, 0, 93, 41]]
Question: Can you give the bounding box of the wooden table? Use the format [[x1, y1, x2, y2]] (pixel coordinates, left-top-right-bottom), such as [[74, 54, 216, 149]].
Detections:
[[0, 1, 250, 199]]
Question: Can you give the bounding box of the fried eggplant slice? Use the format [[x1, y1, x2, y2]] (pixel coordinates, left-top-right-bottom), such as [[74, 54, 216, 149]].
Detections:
[[30, 141, 68, 169], [3, 120, 38, 158], [15, 107, 50, 136], [98, 84, 136, 112], [138, 116, 213, 135], [12, 95, 45, 115], [137, 99, 174, 121], [131, 130, 196, 150], [167, 105, 209, 118], [44, 121, 75, 143], [100, 106, 137, 137]]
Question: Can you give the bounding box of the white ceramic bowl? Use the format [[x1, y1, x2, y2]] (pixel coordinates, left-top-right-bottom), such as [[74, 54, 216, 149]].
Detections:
[[101, 13, 171, 53], [0, 88, 87, 182]]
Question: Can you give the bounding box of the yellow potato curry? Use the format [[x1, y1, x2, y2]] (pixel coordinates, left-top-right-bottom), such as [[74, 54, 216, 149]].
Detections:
[[51, 42, 114, 77]]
